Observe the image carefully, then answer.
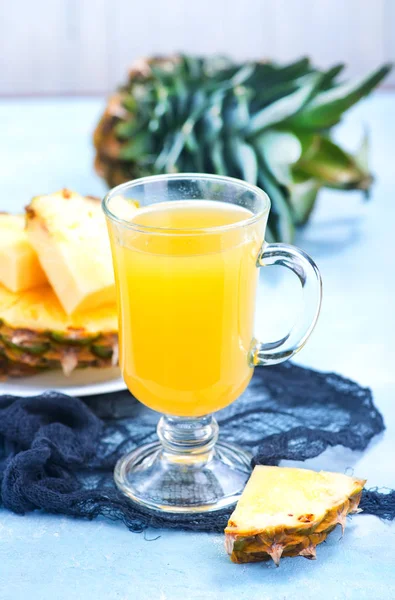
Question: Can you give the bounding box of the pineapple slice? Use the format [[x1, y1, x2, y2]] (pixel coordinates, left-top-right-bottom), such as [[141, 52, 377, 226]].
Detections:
[[0, 214, 47, 292], [0, 284, 118, 376], [26, 189, 118, 315], [225, 466, 365, 565]]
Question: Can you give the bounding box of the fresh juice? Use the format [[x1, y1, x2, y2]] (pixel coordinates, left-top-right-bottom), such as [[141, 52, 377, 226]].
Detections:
[[108, 200, 266, 417]]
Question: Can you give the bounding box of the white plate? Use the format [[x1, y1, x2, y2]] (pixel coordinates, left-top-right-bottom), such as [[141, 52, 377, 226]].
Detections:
[[0, 366, 127, 397]]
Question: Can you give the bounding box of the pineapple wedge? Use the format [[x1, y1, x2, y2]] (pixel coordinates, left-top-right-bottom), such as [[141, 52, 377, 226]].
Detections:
[[0, 284, 118, 376], [26, 190, 117, 315], [0, 214, 47, 292], [225, 466, 366, 565]]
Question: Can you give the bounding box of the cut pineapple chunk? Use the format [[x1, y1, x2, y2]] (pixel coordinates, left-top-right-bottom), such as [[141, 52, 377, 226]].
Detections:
[[0, 214, 47, 292], [225, 466, 365, 565], [0, 284, 117, 333], [25, 189, 124, 315]]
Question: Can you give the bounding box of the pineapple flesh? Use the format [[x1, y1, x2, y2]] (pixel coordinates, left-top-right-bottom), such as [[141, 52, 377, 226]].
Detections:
[[0, 214, 47, 292], [0, 284, 118, 376], [26, 189, 116, 315], [225, 466, 365, 565]]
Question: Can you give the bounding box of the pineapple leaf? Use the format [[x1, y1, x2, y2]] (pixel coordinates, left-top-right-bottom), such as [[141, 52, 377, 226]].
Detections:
[[211, 139, 228, 175], [289, 64, 392, 129], [199, 93, 224, 144], [173, 74, 189, 116], [258, 168, 294, 243], [304, 137, 370, 186], [164, 130, 187, 171], [354, 130, 371, 198], [184, 55, 204, 79], [253, 130, 302, 186], [222, 88, 251, 132], [115, 119, 143, 139], [296, 137, 372, 189], [189, 89, 209, 120], [272, 57, 312, 81], [264, 224, 276, 243], [288, 175, 321, 225], [121, 95, 138, 112], [250, 57, 312, 88], [354, 130, 370, 173], [232, 87, 251, 130], [185, 129, 199, 153], [151, 85, 171, 130], [246, 72, 323, 135], [320, 63, 345, 90], [230, 138, 258, 185], [229, 63, 256, 88], [253, 81, 299, 111], [296, 131, 321, 159], [154, 134, 176, 171], [118, 132, 151, 161]]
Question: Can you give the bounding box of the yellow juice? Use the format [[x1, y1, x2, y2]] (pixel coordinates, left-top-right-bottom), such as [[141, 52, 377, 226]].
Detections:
[[108, 200, 266, 417]]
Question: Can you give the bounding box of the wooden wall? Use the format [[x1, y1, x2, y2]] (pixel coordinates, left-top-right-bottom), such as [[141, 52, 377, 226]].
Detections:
[[1, 0, 394, 95]]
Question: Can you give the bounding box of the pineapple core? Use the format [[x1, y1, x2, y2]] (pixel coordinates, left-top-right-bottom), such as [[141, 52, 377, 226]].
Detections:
[[0, 214, 47, 292], [26, 190, 118, 315], [225, 466, 366, 565]]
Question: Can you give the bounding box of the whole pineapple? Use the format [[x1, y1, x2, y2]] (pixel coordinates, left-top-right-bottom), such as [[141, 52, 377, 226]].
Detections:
[[94, 55, 391, 242]]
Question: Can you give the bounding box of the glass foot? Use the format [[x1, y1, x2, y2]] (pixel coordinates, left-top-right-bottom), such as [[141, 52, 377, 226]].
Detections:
[[114, 415, 251, 513]]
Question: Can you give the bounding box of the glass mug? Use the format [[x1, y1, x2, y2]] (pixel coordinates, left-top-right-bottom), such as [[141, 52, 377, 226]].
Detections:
[[103, 174, 322, 513]]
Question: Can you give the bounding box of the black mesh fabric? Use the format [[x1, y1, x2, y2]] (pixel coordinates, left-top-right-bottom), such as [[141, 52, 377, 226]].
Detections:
[[0, 363, 392, 532]]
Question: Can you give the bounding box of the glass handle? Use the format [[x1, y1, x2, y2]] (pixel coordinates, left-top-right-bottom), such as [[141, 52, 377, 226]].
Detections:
[[251, 243, 322, 366]]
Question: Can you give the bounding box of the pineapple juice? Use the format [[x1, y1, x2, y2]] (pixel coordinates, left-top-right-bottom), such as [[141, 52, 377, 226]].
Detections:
[[108, 200, 265, 417]]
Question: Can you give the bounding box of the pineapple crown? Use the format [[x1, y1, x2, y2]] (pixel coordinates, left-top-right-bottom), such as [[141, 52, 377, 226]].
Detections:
[[94, 55, 391, 241]]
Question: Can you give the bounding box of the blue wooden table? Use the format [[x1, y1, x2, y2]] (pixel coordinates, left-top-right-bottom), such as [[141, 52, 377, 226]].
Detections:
[[0, 94, 394, 600]]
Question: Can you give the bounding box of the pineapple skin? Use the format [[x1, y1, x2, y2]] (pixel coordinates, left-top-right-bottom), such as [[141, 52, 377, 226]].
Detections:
[[0, 351, 42, 379], [227, 529, 333, 563], [0, 214, 47, 292], [225, 466, 365, 565], [25, 189, 116, 315], [0, 284, 118, 377]]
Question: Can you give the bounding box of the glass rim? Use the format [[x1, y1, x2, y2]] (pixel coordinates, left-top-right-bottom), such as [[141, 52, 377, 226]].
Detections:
[[102, 173, 270, 235]]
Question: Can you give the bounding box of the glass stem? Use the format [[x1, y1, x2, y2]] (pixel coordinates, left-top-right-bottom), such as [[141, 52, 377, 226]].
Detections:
[[157, 415, 219, 461]]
